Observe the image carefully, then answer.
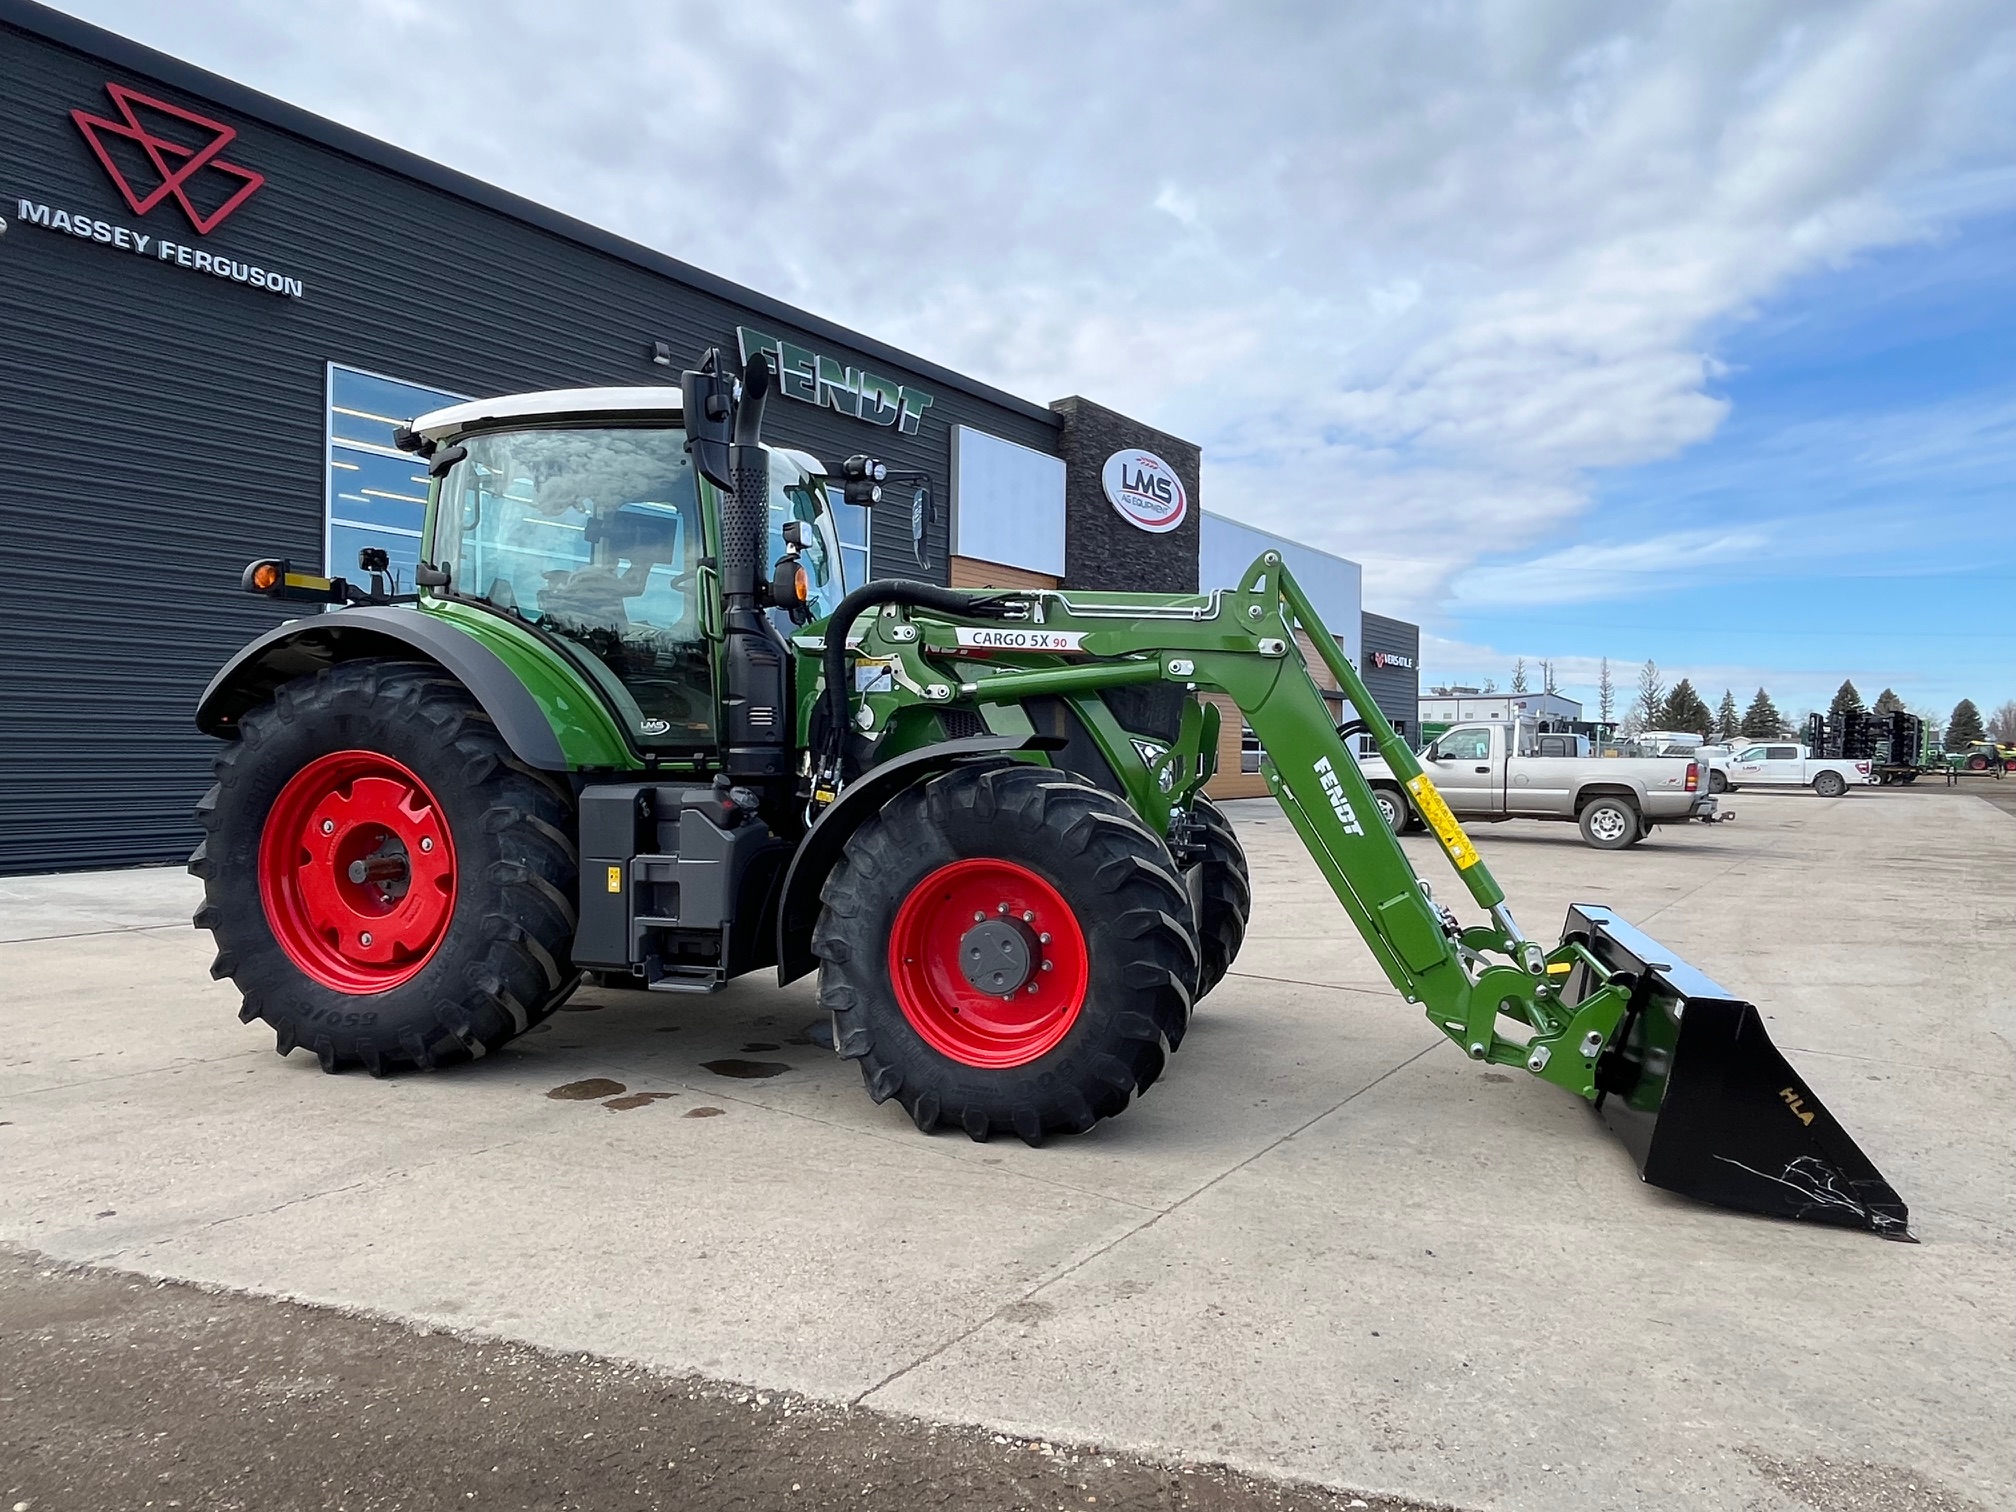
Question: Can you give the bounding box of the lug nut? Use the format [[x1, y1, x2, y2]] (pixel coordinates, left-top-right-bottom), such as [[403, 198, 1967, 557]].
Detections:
[[974, 911, 985, 922], [998, 902, 1009, 914], [1041, 960, 1052, 971], [420, 837, 433, 852], [360, 932, 373, 947], [321, 819, 335, 834], [1038, 932, 1051, 945], [1022, 911, 1034, 922], [1026, 983, 1038, 994]]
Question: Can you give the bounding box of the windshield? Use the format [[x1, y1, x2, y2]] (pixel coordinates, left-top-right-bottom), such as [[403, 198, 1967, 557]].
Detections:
[[433, 425, 712, 745]]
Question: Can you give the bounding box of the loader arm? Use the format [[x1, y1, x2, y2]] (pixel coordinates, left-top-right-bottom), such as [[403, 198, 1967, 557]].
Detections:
[[877, 551, 1636, 1100], [828, 549, 1911, 1237]]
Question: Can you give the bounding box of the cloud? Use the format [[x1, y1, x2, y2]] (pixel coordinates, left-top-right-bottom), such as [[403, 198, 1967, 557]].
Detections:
[[64, 0, 2016, 632], [1450, 527, 1774, 606]]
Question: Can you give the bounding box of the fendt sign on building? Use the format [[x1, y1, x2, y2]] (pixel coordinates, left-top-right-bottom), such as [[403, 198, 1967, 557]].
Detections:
[[8, 80, 304, 297]]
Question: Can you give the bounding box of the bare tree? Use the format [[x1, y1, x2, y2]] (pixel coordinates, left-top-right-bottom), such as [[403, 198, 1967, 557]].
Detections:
[[1597, 658, 1615, 725], [1541, 659, 1560, 696], [1989, 700, 2016, 744], [1479, 676, 1497, 694]]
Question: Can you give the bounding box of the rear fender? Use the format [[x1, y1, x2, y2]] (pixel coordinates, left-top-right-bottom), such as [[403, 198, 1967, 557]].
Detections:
[[196, 606, 581, 771], [774, 734, 1063, 985]]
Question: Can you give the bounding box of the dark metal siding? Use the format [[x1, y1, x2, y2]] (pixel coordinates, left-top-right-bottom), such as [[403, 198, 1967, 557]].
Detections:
[[0, 14, 1058, 873], [1358, 611, 1421, 738]]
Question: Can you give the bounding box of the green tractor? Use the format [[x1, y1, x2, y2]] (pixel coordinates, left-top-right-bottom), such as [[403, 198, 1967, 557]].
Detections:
[[194, 351, 1909, 1237]]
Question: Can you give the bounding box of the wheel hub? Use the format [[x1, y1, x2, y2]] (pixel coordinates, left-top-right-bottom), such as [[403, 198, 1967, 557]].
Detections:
[[258, 750, 457, 993], [888, 858, 1090, 1069], [958, 916, 1041, 996]]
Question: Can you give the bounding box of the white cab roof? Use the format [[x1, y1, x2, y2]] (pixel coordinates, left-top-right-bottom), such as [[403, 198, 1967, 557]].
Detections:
[[411, 386, 683, 440]]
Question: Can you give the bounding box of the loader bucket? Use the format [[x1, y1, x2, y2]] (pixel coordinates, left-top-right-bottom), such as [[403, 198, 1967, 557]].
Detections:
[[1561, 904, 1912, 1241]]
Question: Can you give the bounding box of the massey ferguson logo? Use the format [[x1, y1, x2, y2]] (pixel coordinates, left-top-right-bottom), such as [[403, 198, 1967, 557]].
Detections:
[[1312, 756, 1365, 836], [71, 83, 264, 235], [1100, 450, 1188, 534]]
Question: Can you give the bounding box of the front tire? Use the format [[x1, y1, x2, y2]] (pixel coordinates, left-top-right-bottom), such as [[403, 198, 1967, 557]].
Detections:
[[1185, 796, 1250, 1001], [1709, 770, 1729, 794], [1578, 796, 1640, 850], [191, 660, 580, 1074], [1813, 770, 1848, 798], [814, 763, 1199, 1145]]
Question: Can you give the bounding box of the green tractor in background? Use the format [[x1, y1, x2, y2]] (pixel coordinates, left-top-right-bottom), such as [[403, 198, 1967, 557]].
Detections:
[[194, 350, 1909, 1236]]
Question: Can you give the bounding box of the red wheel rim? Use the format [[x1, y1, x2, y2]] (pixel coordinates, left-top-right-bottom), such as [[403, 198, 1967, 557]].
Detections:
[[888, 858, 1090, 1068], [258, 750, 457, 993]]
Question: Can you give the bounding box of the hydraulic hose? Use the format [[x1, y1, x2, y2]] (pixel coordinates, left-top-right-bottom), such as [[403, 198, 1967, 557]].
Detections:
[[819, 581, 1022, 771]]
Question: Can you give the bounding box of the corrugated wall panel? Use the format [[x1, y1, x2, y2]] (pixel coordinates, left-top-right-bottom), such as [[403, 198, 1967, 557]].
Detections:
[[0, 14, 1060, 872]]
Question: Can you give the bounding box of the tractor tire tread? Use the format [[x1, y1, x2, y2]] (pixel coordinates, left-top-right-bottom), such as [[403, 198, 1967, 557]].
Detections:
[[816, 763, 1197, 1145]]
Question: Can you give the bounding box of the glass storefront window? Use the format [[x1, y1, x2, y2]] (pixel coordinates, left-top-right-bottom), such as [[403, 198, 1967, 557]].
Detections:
[[326, 365, 467, 586]]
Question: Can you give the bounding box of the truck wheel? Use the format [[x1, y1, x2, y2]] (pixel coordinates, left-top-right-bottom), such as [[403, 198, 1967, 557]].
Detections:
[[1186, 796, 1250, 1001], [1813, 771, 1847, 798], [1965, 755, 1989, 772], [190, 660, 580, 1074], [814, 763, 1199, 1145], [1709, 770, 1729, 794], [1577, 796, 1639, 850], [1372, 786, 1408, 835]]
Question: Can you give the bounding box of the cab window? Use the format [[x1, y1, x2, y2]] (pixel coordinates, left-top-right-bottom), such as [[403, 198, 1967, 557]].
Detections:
[[1438, 728, 1492, 762], [1766, 745, 1798, 760]]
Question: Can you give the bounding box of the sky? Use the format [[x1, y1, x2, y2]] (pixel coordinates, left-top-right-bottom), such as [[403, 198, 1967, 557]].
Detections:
[[57, 0, 2016, 725]]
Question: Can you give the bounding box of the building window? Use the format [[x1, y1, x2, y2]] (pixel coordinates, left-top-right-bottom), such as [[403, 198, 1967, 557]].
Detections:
[[326, 365, 468, 587], [826, 488, 871, 589]]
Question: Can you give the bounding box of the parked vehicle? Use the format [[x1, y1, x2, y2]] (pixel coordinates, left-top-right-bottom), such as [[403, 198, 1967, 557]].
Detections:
[[1955, 740, 2016, 774], [1360, 720, 1719, 850], [183, 352, 1906, 1237], [1720, 742, 1874, 796]]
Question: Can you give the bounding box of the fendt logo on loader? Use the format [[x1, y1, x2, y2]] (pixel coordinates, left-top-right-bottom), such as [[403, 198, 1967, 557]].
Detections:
[[1312, 756, 1365, 837]]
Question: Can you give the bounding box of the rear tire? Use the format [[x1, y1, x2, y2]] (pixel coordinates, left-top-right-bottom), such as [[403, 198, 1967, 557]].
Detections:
[[1372, 786, 1409, 835], [1578, 796, 1639, 850], [191, 660, 580, 1074], [1813, 770, 1847, 798], [814, 763, 1198, 1145], [1185, 796, 1250, 1001]]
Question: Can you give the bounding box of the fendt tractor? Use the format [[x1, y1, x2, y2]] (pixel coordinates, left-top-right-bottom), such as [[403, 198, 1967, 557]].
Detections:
[[192, 351, 1911, 1239]]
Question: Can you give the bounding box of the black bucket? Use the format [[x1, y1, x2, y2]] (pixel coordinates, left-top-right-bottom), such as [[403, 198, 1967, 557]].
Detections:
[[1562, 904, 1912, 1241]]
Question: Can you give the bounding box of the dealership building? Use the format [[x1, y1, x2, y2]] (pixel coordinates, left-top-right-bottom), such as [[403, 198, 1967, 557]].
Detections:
[[0, 0, 1416, 873]]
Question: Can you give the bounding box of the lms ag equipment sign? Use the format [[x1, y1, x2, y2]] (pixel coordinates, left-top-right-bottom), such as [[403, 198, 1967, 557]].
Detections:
[[1101, 450, 1188, 534]]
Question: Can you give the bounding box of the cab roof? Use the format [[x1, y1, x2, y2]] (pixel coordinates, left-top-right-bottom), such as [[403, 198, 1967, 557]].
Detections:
[[411, 386, 683, 441]]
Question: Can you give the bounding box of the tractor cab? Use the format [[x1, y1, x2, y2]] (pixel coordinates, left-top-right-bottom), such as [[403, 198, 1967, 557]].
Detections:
[[407, 388, 851, 750]]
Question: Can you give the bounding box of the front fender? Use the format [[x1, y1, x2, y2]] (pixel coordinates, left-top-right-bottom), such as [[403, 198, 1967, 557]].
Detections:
[[194, 605, 625, 772], [774, 734, 1064, 985]]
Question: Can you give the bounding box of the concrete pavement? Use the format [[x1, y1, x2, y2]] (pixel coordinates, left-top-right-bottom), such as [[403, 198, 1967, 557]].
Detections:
[[2, 787, 2010, 1510]]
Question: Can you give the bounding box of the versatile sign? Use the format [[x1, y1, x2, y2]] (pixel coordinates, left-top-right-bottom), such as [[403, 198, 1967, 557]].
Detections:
[[738, 327, 935, 434], [953, 627, 1087, 653], [1371, 650, 1415, 671], [71, 83, 264, 235], [1100, 450, 1188, 534]]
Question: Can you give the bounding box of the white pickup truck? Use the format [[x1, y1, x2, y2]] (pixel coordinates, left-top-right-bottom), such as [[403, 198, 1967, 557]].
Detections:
[[1716, 742, 1875, 797], [1360, 720, 1720, 850]]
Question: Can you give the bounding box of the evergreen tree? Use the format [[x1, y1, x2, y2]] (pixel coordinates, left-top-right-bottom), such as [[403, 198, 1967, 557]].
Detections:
[[1715, 688, 1741, 742], [1634, 659, 1665, 730], [1597, 658, 1615, 725], [1828, 679, 1865, 727], [1510, 657, 1529, 693], [1741, 687, 1784, 740], [1872, 687, 1906, 716], [1947, 698, 1986, 750], [1659, 679, 1714, 737]]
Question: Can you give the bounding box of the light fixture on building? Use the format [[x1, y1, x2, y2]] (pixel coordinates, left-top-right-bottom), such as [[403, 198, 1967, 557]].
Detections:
[[650, 340, 674, 367]]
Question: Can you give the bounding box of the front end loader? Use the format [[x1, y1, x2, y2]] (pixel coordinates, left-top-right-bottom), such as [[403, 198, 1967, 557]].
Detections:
[[191, 349, 1909, 1239]]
